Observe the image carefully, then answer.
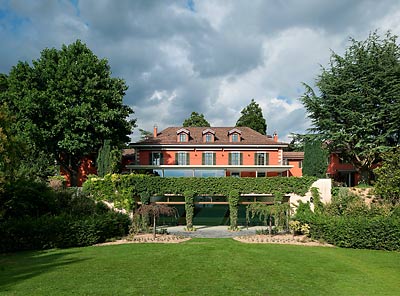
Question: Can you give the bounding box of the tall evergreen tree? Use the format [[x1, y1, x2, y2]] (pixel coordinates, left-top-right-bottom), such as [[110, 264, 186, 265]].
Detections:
[[303, 140, 328, 178], [183, 112, 210, 127], [301, 31, 400, 183], [235, 99, 267, 135]]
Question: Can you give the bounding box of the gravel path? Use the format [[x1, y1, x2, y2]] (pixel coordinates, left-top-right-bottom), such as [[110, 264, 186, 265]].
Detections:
[[165, 225, 268, 238]]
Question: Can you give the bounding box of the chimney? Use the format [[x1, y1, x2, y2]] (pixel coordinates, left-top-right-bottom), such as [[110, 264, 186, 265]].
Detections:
[[153, 125, 158, 138], [273, 131, 278, 142]]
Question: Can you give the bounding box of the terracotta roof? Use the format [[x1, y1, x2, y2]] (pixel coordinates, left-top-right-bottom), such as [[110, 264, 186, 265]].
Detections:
[[283, 151, 304, 159], [133, 127, 287, 146]]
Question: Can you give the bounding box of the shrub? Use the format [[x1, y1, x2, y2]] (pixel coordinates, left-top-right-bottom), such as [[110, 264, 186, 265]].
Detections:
[[0, 212, 130, 252], [306, 215, 400, 250]]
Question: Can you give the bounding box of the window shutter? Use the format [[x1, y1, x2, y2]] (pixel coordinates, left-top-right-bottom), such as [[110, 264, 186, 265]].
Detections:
[[240, 153, 243, 165], [202, 153, 205, 165], [254, 153, 258, 165], [175, 153, 178, 165], [149, 153, 153, 165], [266, 153, 269, 165], [186, 152, 190, 165], [228, 153, 232, 165], [160, 153, 164, 165], [213, 153, 216, 165]]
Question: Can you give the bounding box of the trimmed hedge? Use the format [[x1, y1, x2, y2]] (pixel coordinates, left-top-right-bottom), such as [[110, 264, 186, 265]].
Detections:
[[306, 215, 400, 251], [83, 174, 317, 211], [0, 212, 130, 252]]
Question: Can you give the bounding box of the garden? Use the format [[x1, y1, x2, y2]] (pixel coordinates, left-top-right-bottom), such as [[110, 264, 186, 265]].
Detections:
[[1, 239, 399, 295]]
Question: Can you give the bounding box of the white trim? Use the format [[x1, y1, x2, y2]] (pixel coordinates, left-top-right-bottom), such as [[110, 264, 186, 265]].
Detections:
[[202, 128, 215, 135], [176, 128, 190, 134], [126, 164, 293, 173], [131, 144, 285, 149], [228, 128, 242, 134]]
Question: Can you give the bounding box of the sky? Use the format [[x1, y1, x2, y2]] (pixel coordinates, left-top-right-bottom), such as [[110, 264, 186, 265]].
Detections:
[[1, 0, 400, 142]]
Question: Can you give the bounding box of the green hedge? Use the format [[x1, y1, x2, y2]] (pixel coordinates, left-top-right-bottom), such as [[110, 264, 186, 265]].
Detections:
[[0, 212, 130, 252], [83, 174, 317, 210], [306, 215, 400, 251]]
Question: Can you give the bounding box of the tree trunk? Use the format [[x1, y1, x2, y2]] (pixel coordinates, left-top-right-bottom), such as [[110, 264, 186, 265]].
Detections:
[[153, 215, 156, 238], [269, 215, 272, 236], [358, 166, 371, 185]]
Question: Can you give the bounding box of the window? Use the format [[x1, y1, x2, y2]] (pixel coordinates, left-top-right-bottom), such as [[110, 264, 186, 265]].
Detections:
[[229, 152, 241, 165], [176, 152, 189, 165], [255, 153, 269, 165], [299, 160, 303, 169], [231, 172, 240, 177], [179, 133, 187, 142], [202, 152, 215, 165], [257, 172, 266, 178], [150, 152, 163, 165], [205, 133, 213, 142], [231, 133, 239, 142], [282, 159, 289, 165]]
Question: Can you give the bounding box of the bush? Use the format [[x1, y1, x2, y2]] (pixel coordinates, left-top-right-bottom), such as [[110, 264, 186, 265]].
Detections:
[[306, 215, 400, 250], [0, 212, 130, 252]]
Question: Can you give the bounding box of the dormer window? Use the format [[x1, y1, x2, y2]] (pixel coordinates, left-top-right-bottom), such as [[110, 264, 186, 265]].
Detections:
[[179, 133, 187, 142], [177, 128, 190, 142], [202, 128, 215, 143], [228, 128, 242, 142]]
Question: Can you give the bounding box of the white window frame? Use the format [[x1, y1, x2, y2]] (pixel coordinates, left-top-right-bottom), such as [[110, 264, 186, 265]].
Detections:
[[230, 152, 241, 165], [231, 133, 239, 142], [203, 152, 214, 165], [151, 152, 162, 165], [177, 152, 187, 165], [179, 133, 187, 142]]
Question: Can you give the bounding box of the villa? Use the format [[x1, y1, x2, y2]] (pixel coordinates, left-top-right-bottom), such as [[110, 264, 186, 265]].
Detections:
[[127, 126, 303, 177]]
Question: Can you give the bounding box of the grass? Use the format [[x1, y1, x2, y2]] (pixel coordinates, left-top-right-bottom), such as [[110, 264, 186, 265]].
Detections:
[[1, 239, 399, 295]]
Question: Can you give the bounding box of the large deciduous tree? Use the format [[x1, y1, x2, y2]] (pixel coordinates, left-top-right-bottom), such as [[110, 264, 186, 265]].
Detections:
[[1, 40, 135, 186], [300, 31, 400, 183], [182, 111, 210, 127], [235, 99, 267, 135]]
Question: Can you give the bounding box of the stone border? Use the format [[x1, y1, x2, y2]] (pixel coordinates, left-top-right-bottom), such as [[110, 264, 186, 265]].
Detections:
[[233, 234, 334, 247]]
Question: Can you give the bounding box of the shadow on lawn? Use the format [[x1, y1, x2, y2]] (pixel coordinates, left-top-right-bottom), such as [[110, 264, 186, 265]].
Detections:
[[0, 249, 89, 292]]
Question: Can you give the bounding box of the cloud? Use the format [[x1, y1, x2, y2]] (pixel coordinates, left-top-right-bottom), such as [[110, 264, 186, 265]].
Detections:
[[1, 0, 399, 143]]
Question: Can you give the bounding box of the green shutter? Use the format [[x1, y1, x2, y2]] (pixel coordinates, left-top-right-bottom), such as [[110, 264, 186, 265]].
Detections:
[[186, 153, 190, 165], [160, 153, 164, 165], [213, 153, 216, 165], [149, 153, 153, 165], [202, 153, 205, 165], [254, 153, 258, 165], [175, 153, 178, 165], [240, 153, 243, 165], [228, 153, 232, 165], [266, 153, 269, 165]]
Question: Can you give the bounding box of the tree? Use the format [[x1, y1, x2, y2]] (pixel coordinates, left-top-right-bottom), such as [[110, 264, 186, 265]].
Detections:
[[182, 112, 210, 127], [300, 31, 400, 183], [135, 203, 177, 238], [139, 128, 153, 140], [96, 140, 121, 177], [303, 140, 328, 178], [1, 40, 136, 185], [374, 147, 400, 205], [235, 99, 267, 135]]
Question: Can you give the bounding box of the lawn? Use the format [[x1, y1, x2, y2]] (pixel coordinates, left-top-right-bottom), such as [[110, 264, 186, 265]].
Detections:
[[1, 239, 399, 295]]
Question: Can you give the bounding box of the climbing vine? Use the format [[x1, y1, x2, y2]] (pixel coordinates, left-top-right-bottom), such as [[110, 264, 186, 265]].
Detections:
[[228, 190, 240, 230], [184, 190, 195, 231]]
